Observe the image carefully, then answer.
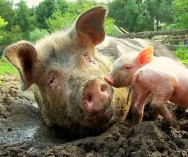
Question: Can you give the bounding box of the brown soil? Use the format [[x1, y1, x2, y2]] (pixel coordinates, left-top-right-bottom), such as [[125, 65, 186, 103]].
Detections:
[[0, 75, 188, 157]]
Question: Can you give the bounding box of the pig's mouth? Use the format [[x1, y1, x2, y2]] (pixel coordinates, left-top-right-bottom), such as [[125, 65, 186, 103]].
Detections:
[[104, 75, 124, 88], [85, 107, 113, 127]]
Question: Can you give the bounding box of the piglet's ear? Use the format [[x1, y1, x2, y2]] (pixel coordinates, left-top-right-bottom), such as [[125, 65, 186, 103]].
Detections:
[[75, 6, 106, 47], [137, 46, 153, 65], [4, 41, 38, 91]]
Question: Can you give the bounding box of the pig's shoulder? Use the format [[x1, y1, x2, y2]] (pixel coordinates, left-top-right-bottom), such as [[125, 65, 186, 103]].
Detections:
[[153, 56, 184, 68], [139, 56, 185, 77]]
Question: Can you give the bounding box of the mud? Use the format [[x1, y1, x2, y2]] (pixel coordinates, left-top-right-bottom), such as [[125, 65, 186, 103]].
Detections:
[[0, 75, 188, 157]]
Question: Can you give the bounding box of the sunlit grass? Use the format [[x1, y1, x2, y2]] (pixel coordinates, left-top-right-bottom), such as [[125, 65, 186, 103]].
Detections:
[[0, 57, 18, 76], [175, 45, 188, 66]]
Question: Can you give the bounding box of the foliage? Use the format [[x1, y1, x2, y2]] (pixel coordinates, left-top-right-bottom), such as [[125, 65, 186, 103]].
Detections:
[[46, 10, 77, 32], [172, 0, 188, 29], [104, 17, 121, 36], [13, 0, 30, 32], [46, 1, 105, 32], [0, 0, 112, 44], [0, 16, 8, 28], [0, 16, 8, 39], [175, 45, 188, 65], [145, 0, 174, 30], [54, 0, 69, 11], [29, 28, 49, 42], [108, 0, 174, 32], [0, 25, 24, 45], [0, 0, 186, 46], [35, 0, 56, 29], [0, 0, 15, 30], [0, 57, 18, 76]]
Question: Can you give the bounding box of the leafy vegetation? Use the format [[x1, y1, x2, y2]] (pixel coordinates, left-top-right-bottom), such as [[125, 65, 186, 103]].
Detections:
[[0, 58, 18, 76], [108, 0, 175, 32], [0, 0, 186, 45], [172, 0, 188, 29], [0, 16, 8, 39], [29, 28, 49, 42], [175, 45, 188, 65]]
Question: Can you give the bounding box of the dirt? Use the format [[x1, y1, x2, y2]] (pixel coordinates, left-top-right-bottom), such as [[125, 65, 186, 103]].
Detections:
[[0, 75, 188, 157]]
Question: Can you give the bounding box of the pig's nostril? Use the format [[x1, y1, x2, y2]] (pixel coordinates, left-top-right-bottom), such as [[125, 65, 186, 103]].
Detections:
[[101, 84, 108, 92], [87, 95, 92, 102], [85, 94, 93, 112]]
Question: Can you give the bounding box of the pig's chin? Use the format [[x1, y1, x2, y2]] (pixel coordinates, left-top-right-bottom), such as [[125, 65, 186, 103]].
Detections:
[[84, 106, 113, 127], [112, 79, 126, 88]]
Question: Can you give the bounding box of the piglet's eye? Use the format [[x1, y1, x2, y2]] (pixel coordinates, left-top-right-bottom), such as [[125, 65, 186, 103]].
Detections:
[[124, 65, 132, 71]]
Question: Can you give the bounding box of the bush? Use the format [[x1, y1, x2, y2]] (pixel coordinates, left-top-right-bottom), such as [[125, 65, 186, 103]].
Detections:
[[175, 45, 188, 65], [104, 17, 122, 36], [29, 28, 49, 42], [46, 11, 77, 32], [0, 25, 24, 45]]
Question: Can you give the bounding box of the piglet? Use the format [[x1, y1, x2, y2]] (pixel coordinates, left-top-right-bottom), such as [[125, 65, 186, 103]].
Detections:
[[105, 46, 187, 129], [104, 46, 154, 87]]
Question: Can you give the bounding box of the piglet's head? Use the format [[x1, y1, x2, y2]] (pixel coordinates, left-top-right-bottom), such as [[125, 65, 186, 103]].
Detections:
[[104, 46, 153, 87]]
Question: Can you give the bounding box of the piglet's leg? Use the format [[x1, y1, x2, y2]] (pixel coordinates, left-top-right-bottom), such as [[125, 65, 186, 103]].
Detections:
[[132, 86, 150, 125], [130, 86, 137, 109], [150, 96, 180, 130]]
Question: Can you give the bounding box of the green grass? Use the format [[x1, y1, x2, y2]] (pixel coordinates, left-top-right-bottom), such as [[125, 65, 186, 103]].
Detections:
[[175, 45, 188, 66], [0, 57, 18, 76]]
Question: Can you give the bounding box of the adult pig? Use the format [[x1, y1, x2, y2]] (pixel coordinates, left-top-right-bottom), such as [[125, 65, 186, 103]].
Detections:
[[3, 7, 176, 135]]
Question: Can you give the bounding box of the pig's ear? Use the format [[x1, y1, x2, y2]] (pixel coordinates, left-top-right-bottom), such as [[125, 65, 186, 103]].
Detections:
[[75, 6, 106, 47], [137, 46, 153, 65], [4, 41, 38, 91]]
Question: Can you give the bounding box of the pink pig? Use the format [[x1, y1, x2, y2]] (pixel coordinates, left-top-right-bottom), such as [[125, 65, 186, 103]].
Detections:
[[104, 46, 154, 88], [105, 46, 187, 129]]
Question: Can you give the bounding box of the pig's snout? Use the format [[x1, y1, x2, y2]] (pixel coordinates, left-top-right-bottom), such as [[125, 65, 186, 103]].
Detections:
[[81, 79, 113, 126]]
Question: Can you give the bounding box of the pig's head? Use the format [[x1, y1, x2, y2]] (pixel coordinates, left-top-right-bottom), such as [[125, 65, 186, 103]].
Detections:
[[4, 7, 129, 131], [104, 46, 153, 87]]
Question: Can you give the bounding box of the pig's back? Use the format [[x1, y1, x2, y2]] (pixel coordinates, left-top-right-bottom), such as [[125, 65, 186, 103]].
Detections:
[[136, 61, 178, 93], [142, 56, 183, 74], [97, 36, 179, 61], [170, 68, 188, 107], [141, 57, 188, 107]]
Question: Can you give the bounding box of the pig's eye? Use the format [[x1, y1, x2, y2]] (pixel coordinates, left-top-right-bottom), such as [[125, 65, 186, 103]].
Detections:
[[47, 73, 60, 90], [124, 65, 132, 71], [83, 53, 96, 66], [48, 77, 55, 85]]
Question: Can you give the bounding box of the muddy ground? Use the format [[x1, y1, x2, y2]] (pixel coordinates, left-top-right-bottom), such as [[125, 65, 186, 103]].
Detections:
[[0, 75, 188, 157]]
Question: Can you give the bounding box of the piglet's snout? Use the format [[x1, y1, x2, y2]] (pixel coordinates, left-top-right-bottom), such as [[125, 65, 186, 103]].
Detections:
[[104, 73, 115, 86], [81, 79, 113, 124]]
